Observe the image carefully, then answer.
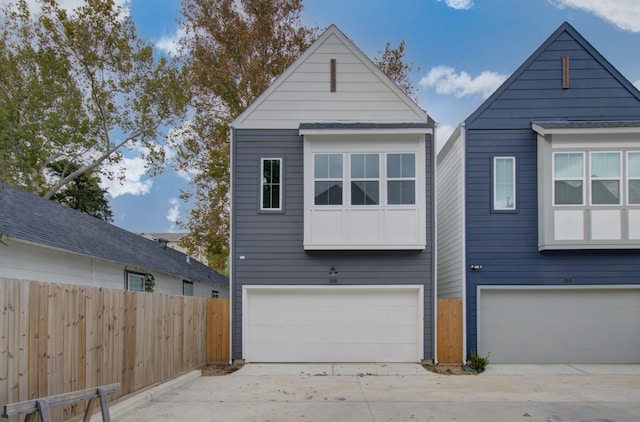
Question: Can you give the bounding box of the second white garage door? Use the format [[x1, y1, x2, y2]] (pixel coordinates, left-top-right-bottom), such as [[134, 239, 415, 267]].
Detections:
[[478, 287, 640, 364], [243, 285, 423, 363]]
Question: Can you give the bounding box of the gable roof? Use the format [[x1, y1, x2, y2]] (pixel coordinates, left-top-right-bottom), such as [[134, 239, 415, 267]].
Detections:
[[232, 24, 429, 129], [0, 185, 227, 286], [466, 21, 640, 126]]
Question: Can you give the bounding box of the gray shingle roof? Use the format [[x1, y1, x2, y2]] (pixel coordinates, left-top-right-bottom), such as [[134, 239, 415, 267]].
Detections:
[[0, 185, 227, 287]]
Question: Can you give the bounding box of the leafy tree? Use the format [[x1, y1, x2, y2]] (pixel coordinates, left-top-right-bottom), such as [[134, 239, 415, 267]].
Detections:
[[48, 160, 113, 222], [374, 40, 419, 102], [0, 0, 189, 199], [174, 0, 318, 273]]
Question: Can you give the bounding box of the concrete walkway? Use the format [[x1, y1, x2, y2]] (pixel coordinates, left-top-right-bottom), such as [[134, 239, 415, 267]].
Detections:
[[107, 364, 640, 422]]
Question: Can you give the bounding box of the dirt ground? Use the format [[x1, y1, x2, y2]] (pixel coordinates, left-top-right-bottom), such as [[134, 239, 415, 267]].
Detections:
[[422, 363, 480, 375], [202, 363, 480, 376]]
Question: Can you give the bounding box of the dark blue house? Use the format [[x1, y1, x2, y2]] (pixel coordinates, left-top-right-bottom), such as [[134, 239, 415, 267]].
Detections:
[[437, 22, 640, 364]]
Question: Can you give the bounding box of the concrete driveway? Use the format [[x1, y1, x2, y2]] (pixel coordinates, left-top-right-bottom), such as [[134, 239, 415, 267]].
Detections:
[[107, 363, 640, 421]]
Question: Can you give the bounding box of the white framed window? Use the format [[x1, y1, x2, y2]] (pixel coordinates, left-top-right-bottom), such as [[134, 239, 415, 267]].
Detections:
[[388, 153, 416, 205], [314, 154, 343, 205], [351, 153, 379, 205], [303, 132, 427, 250], [126, 271, 145, 292], [627, 152, 640, 205], [493, 157, 516, 211], [260, 158, 282, 210], [590, 152, 621, 205], [183, 280, 193, 296], [553, 152, 584, 205]]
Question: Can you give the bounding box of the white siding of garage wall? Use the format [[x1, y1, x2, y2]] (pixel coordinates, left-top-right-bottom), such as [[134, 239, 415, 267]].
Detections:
[[0, 239, 221, 297], [232, 28, 428, 130], [436, 127, 465, 299]]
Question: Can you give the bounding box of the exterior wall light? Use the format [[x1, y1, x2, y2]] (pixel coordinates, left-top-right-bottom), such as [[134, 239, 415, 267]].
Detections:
[[470, 264, 482, 272], [329, 266, 338, 283]]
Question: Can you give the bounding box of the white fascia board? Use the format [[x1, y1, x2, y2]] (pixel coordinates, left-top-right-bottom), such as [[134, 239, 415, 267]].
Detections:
[[532, 123, 640, 136], [299, 127, 433, 136]]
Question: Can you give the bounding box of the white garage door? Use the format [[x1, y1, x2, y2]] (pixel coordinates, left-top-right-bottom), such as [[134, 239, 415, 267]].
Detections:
[[478, 287, 640, 364], [243, 285, 423, 363]]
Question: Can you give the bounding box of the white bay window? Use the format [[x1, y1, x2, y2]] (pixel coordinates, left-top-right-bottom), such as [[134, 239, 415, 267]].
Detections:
[[534, 121, 640, 249], [301, 128, 428, 250]]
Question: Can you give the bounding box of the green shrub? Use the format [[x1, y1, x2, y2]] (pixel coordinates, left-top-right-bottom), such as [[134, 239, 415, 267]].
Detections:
[[468, 350, 490, 372]]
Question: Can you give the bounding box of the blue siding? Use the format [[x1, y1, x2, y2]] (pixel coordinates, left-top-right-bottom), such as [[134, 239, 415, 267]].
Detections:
[[231, 129, 434, 360], [463, 24, 640, 354]]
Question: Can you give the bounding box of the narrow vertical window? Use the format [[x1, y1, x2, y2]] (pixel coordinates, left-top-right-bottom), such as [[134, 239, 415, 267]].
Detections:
[[351, 153, 379, 205], [387, 153, 416, 205], [590, 152, 621, 205], [314, 154, 343, 205], [554, 152, 584, 205], [493, 157, 516, 210], [260, 158, 282, 210], [627, 152, 640, 204], [183, 280, 193, 296]]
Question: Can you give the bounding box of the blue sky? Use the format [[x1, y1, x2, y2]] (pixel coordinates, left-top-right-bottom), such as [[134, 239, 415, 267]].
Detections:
[[49, 0, 640, 234]]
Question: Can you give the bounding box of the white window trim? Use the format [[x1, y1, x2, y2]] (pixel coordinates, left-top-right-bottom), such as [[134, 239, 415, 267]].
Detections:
[[537, 129, 640, 250], [126, 271, 145, 292], [183, 280, 194, 296], [260, 157, 283, 211], [552, 152, 585, 206], [626, 151, 640, 205], [387, 153, 417, 205], [589, 151, 621, 206], [303, 134, 427, 250], [493, 156, 516, 211]]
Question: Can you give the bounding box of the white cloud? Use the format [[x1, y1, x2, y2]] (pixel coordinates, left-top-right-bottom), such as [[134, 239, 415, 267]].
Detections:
[[100, 157, 153, 198], [166, 197, 180, 224], [419, 65, 508, 98], [437, 0, 474, 10], [155, 27, 186, 56], [550, 0, 640, 32]]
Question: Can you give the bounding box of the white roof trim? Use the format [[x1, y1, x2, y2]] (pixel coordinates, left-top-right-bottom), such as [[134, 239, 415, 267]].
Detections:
[[299, 127, 433, 136], [231, 24, 429, 128], [532, 123, 640, 136]]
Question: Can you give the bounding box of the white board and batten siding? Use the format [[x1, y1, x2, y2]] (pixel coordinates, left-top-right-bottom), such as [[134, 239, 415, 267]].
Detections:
[[436, 126, 465, 299], [243, 285, 424, 363], [232, 25, 428, 130], [478, 286, 640, 364]]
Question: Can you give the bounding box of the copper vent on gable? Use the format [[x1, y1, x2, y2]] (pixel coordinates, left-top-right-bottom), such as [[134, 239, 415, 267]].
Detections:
[[562, 55, 570, 89], [330, 59, 336, 92]]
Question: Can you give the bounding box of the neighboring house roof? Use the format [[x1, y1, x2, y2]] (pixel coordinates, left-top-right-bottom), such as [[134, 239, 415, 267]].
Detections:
[[466, 21, 640, 127], [231, 24, 430, 129], [0, 185, 227, 287], [139, 232, 187, 243]]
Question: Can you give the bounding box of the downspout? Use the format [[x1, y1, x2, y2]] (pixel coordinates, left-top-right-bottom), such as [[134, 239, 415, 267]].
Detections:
[[461, 122, 468, 364], [432, 126, 438, 365], [228, 126, 235, 364]]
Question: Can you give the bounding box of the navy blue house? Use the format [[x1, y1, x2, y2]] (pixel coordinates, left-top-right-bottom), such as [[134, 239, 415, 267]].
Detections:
[[437, 22, 640, 364]]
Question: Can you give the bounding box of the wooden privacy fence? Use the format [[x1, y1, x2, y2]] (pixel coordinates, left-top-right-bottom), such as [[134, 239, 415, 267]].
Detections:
[[0, 279, 229, 421], [437, 298, 463, 364]]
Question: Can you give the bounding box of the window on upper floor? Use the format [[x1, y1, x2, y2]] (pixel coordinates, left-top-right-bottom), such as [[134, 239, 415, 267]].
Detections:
[[534, 122, 640, 250], [260, 158, 283, 211], [629, 152, 640, 204], [302, 131, 429, 250], [493, 157, 516, 211]]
